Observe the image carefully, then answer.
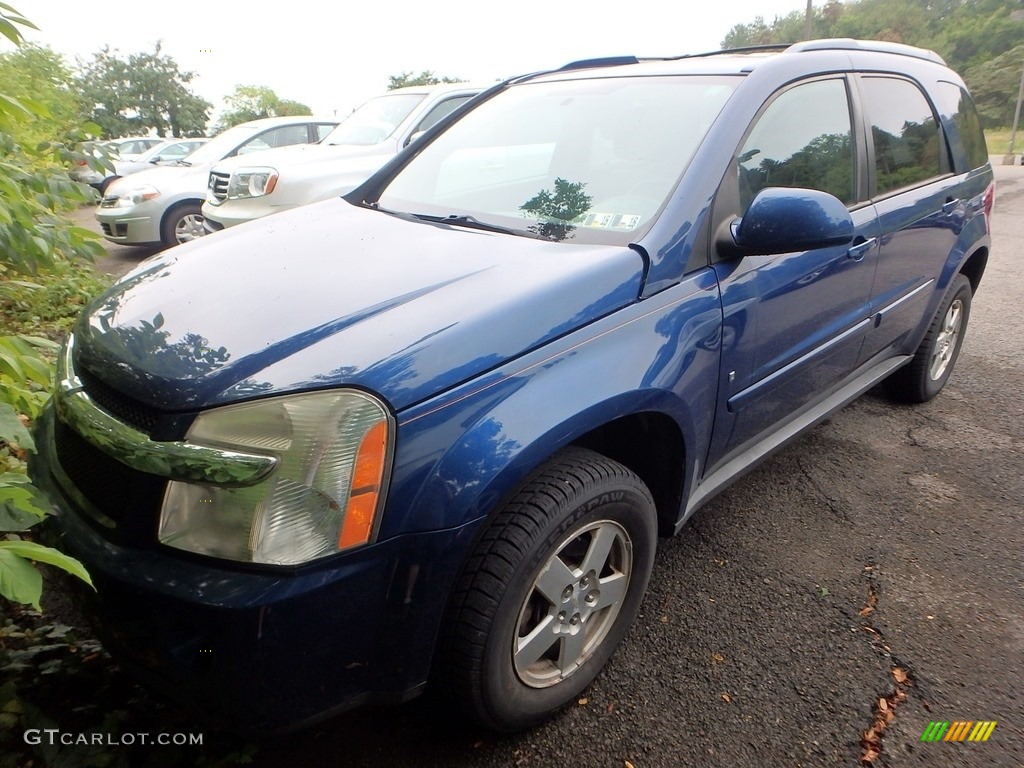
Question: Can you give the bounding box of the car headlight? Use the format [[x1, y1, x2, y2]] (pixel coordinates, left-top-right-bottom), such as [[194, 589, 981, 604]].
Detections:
[[158, 390, 393, 566], [114, 184, 161, 206], [226, 167, 278, 199]]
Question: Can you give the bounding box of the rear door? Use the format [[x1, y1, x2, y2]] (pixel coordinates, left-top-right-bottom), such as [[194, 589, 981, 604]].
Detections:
[[855, 75, 963, 363], [706, 76, 879, 468]]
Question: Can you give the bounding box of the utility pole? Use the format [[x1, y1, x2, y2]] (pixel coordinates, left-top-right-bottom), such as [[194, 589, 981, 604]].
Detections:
[[805, 0, 813, 40], [1007, 10, 1024, 165]]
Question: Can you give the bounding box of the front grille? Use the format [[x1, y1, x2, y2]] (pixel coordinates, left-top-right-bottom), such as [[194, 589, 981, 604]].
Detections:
[[208, 171, 229, 202], [54, 417, 166, 529], [100, 222, 112, 236], [78, 367, 161, 435]]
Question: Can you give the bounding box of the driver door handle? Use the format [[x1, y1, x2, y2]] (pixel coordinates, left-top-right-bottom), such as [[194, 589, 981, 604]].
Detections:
[[847, 237, 876, 262]]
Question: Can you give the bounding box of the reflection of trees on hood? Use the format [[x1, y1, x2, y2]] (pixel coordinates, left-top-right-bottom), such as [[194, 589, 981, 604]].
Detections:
[[521, 178, 593, 241], [89, 308, 230, 380]]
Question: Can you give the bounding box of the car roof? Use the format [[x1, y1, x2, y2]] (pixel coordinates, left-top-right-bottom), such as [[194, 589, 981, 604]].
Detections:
[[231, 115, 339, 128], [385, 82, 492, 96], [522, 38, 948, 84]]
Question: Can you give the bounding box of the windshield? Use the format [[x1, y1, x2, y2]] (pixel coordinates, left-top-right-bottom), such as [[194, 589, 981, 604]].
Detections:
[[323, 93, 426, 146], [138, 139, 204, 162], [373, 76, 738, 246], [181, 124, 266, 166]]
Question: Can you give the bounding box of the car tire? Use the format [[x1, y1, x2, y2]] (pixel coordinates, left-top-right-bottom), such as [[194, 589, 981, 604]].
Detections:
[[160, 202, 206, 247], [885, 273, 972, 403], [437, 447, 657, 732]]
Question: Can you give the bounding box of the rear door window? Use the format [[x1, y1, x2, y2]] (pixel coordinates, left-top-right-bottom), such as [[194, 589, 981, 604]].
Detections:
[[860, 77, 947, 196]]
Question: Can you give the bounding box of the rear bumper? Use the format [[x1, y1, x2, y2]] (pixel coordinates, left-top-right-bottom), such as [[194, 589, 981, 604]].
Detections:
[[31, 404, 482, 732]]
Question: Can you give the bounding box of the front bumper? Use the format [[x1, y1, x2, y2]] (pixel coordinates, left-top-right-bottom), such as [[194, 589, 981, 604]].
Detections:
[[95, 202, 161, 245], [31, 404, 483, 732], [202, 198, 292, 229]]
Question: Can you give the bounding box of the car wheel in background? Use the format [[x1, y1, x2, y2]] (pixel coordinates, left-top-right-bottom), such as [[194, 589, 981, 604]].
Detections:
[[885, 273, 972, 403], [161, 202, 206, 247], [437, 447, 657, 732], [98, 176, 120, 195]]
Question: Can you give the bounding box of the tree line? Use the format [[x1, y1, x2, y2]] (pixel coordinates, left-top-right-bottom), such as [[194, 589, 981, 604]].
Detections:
[[723, 0, 1024, 126], [0, 42, 322, 140]]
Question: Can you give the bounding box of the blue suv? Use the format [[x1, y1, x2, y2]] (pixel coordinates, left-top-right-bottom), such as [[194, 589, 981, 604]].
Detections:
[[33, 39, 993, 733]]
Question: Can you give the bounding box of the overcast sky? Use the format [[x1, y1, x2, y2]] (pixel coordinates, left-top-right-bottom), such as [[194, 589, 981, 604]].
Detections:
[[16, 0, 813, 121]]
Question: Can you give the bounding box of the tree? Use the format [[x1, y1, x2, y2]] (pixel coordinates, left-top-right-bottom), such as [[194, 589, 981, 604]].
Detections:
[[76, 43, 211, 138], [0, 45, 86, 161], [387, 70, 463, 90], [722, 0, 1024, 124], [216, 85, 312, 131], [964, 44, 1024, 125], [0, 3, 95, 610]]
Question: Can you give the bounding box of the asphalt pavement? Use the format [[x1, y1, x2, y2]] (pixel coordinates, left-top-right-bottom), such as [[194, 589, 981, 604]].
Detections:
[[78, 165, 1023, 768]]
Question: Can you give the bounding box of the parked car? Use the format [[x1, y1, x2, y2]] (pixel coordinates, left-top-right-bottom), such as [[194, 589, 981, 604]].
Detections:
[[70, 136, 166, 190], [112, 137, 210, 178], [95, 116, 339, 247], [202, 83, 484, 231], [35, 40, 992, 734]]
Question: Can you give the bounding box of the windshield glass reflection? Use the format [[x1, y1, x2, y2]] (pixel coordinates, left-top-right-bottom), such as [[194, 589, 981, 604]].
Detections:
[[374, 76, 737, 247]]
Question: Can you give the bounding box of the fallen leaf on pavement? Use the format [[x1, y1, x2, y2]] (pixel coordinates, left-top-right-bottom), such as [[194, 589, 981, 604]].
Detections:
[[721, 693, 731, 703], [892, 668, 908, 684]]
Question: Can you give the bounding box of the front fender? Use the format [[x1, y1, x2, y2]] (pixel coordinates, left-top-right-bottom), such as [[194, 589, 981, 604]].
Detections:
[[380, 270, 723, 540]]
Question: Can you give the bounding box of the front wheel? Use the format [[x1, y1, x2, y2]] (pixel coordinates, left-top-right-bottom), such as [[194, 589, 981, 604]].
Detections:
[[160, 202, 206, 247], [437, 447, 657, 732], [885, 273, 972, 403]]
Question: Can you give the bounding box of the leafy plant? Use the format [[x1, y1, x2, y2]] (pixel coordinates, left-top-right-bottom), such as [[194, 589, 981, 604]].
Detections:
[[0, 3, 96, 610]]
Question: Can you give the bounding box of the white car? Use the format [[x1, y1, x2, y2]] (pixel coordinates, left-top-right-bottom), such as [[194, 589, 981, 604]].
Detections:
[[112, 138, 210, 178], [202, 83, 484, 231], [70, 136, 166, 190], [96, 116, 339, 247]]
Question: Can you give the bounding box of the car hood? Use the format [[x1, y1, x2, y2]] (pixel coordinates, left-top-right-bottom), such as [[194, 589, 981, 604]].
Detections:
[[73, 198, 644, 413], [210, 141, 394, 174], [107, 163, 209, 194]]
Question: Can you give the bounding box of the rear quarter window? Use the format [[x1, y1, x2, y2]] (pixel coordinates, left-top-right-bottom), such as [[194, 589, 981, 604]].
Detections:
[[934, 81, 990, 171]]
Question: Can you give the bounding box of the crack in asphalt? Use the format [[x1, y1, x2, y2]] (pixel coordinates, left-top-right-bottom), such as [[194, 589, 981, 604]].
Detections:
[[855, 563, 916, 766]]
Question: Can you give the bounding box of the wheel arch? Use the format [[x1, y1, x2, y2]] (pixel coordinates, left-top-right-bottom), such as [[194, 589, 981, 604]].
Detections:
[[571, 411, 686, 537], [959, 246, 987, 294], [159, 197, 205, 233]]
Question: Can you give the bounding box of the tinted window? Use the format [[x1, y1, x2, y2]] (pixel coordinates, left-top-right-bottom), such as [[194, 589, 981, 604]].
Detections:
[[934, 82, 989, 171], [861, 77, 944, 195], [315, 123, 335, 141], [414, 96, 474, 134], [738, 78, 854, 209], [237, 124, 311, 155]]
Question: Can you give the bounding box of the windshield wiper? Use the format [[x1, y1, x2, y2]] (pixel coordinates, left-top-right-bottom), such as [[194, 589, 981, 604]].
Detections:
[[173, 159, 192, 167], [365, 205, 541, 239], [411, 213, 527, 237]]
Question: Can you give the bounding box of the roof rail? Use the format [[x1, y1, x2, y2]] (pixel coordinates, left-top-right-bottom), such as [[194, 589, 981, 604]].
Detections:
[[558, 56, 640, 71], [786, 38, 946, 64]]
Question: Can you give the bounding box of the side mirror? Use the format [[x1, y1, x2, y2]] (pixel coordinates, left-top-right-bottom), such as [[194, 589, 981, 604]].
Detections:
[[404, 131, 426, 148], [719, 187, 854, 256]]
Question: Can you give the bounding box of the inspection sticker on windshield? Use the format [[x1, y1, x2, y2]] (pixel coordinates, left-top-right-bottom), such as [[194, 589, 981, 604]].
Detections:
[[581, 212, 641, 230]]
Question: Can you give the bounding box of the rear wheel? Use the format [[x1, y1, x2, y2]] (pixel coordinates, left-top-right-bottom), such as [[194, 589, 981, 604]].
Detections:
[[437, 447, 657, 732], [885, 273, 972, 403], [160, 202, 206, 247]]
